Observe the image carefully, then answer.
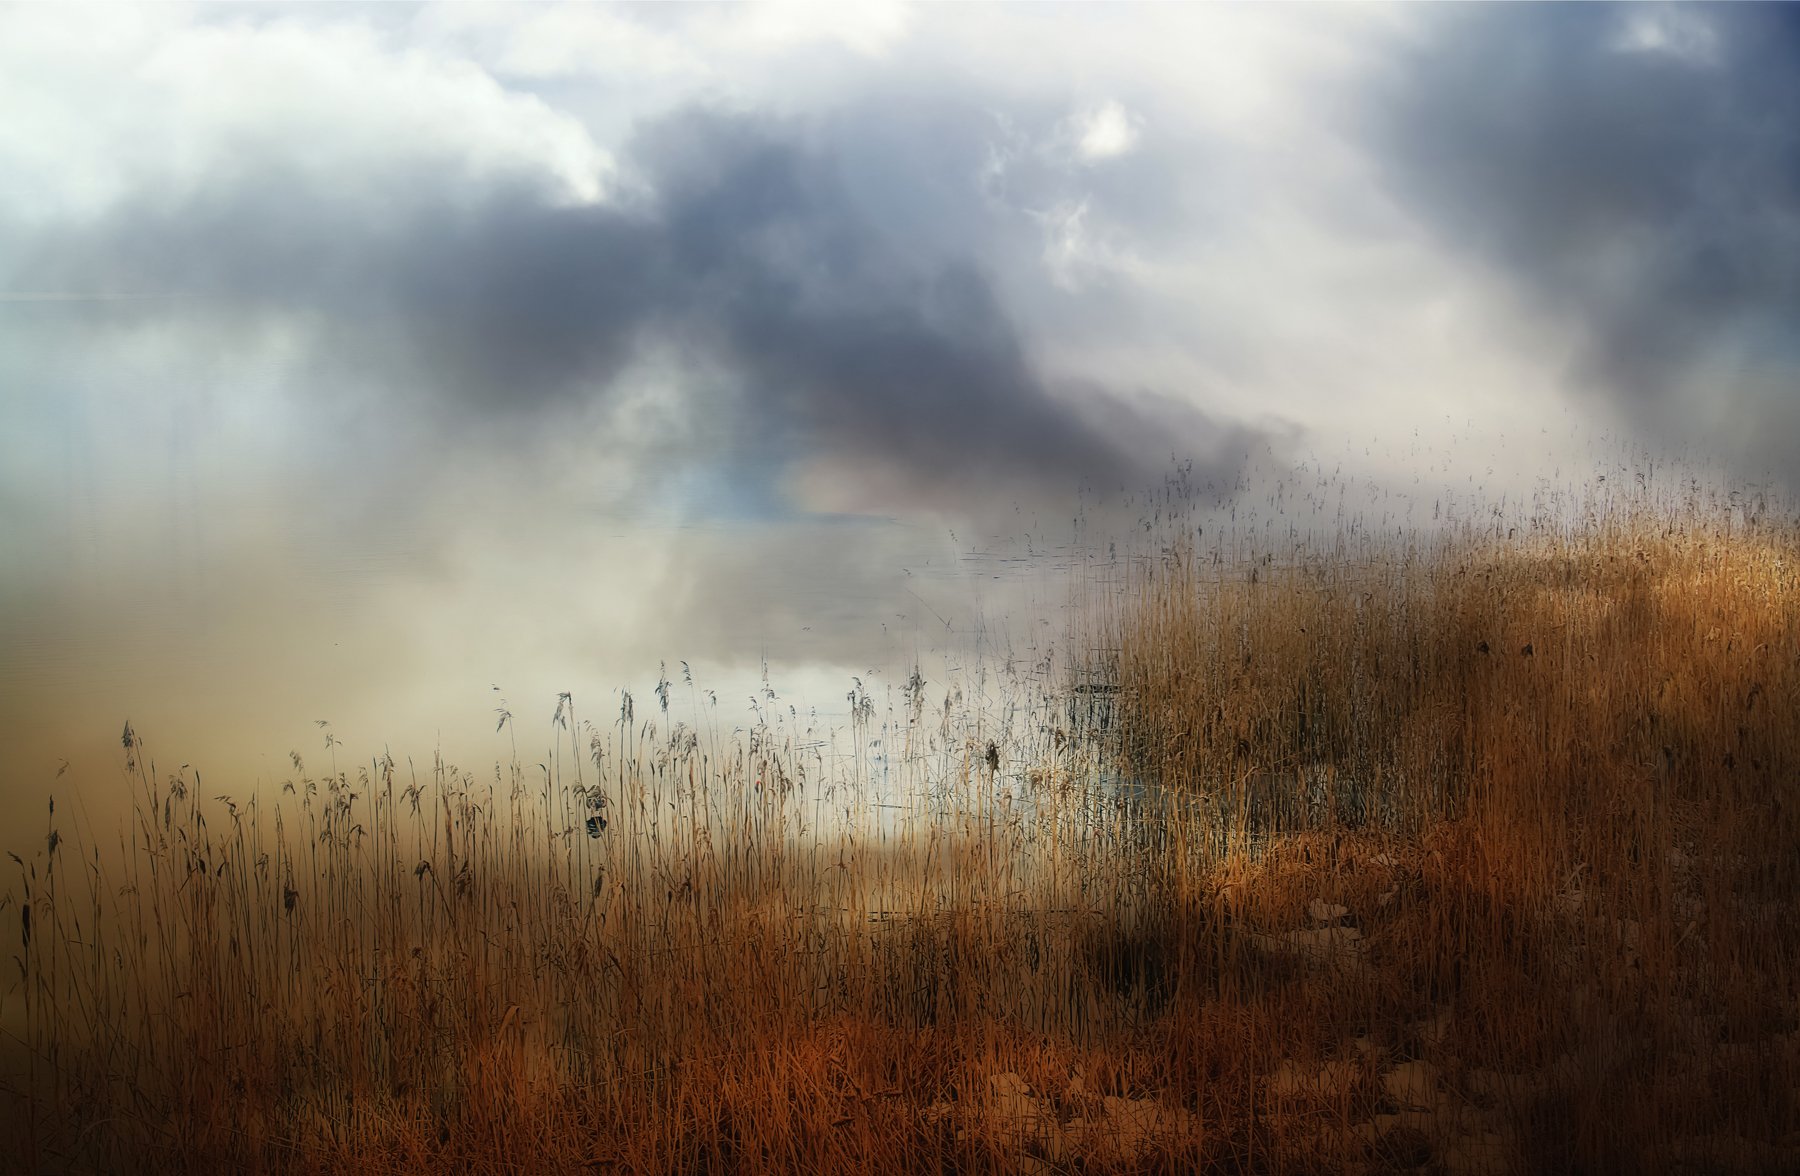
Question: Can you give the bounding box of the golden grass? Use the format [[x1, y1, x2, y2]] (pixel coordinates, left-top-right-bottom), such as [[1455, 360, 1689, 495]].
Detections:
[[1087, 473, 1800, 1173], [4, 470, 1799, 1174]]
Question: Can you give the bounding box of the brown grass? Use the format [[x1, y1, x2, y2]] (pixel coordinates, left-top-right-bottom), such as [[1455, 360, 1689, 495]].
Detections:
[[4, 469, 1799, 1174], [1089, 471, 1800, 1173]]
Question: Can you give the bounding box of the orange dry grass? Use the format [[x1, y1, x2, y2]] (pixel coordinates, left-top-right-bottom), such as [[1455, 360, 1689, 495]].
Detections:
[[3, 701, 1208, 1174], [1095, 477, 1800, 1172], [4, 471, 1798, 1174]]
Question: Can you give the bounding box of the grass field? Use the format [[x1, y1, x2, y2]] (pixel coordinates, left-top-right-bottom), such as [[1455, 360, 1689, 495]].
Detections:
[[5, 470, 1798, 1174]]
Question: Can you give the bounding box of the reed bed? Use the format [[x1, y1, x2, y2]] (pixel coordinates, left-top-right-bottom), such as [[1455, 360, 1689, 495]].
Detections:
[[1089, 471, 1800, 1173], [5, 470, 1799, 1174], [2, 677, 1198, 1174]]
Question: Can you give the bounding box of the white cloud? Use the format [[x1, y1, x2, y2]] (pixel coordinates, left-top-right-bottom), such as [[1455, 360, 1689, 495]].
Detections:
[[1070, 99, 1141, 163], [418, 1, 910, 92], [1028, 198, 1151, 294], [1033, 199, 1092, 291], [416, 3, 706, 82], [1611, 7, 1720, 67], [0, 8, 615, 220], [143, 18, 614, 204], [722, 1, 912, 58]]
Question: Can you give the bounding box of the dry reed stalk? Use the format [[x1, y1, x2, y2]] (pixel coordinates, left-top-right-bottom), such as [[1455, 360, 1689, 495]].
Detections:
[[2, 466, 1796, 1173]]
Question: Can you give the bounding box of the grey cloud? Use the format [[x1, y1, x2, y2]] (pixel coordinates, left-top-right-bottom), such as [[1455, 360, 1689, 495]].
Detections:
[[27, 169, 658, 415], [1372, 4, 1800, 470], [15, 107, 1255, 513]]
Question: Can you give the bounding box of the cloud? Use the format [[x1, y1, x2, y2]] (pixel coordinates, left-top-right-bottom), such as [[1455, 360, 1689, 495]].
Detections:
[[1370, 4, 1800, 478], [12, 98, 1257, 516], [1610, 7, 1721, 67], [0, 9, 612, 225], [1069, 100, 1142, 164], [22, 2, 1782, 820]]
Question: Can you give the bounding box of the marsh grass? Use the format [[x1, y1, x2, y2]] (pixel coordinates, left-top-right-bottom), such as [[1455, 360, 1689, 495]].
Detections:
[[4, 467, 1799, 1174], [2, 675, 1189, 1173], [1089, 469, 1800, 1172]]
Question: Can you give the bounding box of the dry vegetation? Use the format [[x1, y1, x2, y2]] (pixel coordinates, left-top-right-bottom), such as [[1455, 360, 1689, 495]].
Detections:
[[4, 470, 1798, 1174], [1092, 471, 1800, 1174]]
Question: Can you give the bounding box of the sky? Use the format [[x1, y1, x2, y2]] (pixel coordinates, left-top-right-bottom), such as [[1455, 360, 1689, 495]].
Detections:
[[3, 3, 1797, 823]]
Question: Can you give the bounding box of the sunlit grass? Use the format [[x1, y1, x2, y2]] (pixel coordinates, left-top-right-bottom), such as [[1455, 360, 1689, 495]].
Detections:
[[1086, 468, 1800, 1173], [4, 465, 1799, 1173]]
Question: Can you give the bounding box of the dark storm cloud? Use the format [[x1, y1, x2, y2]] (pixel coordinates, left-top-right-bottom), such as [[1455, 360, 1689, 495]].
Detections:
[[1372, 4, 1800, 463], [15, 108, 1251, 509]]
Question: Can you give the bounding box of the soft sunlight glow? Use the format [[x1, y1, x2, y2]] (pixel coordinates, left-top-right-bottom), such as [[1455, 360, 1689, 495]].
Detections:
[[1071, 99, 1141, 163]]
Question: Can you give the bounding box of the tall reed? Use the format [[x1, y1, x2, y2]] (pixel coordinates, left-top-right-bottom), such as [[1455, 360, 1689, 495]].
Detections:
[[1090, 469, 1800, 1172], [4, 466, 1797, 1174]]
